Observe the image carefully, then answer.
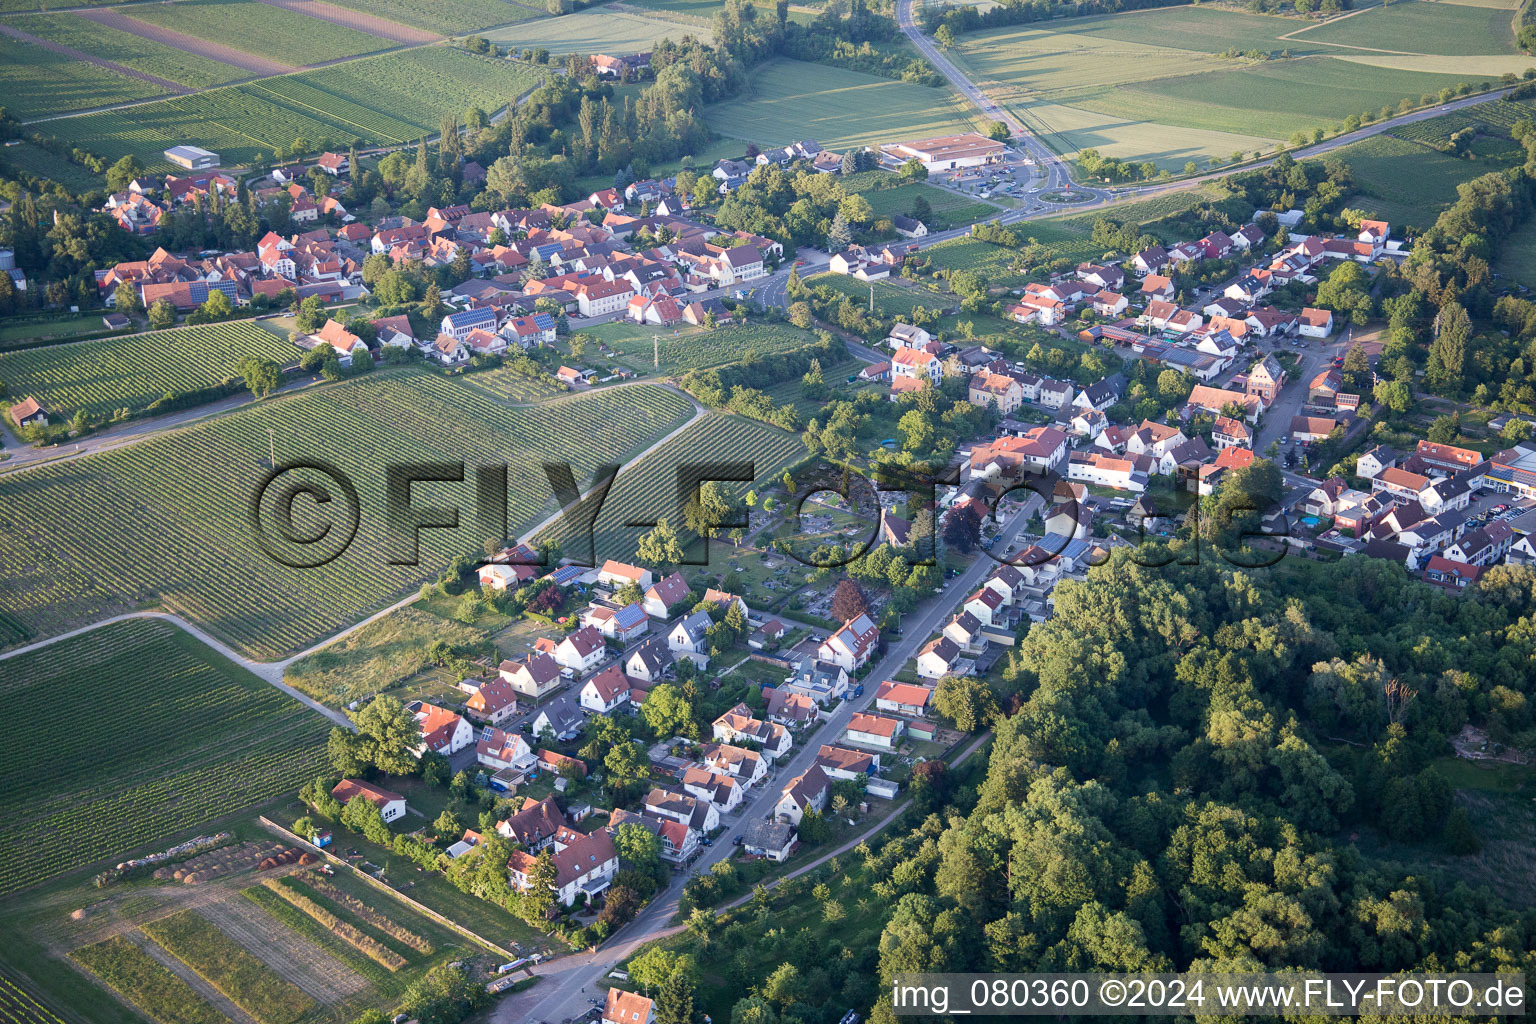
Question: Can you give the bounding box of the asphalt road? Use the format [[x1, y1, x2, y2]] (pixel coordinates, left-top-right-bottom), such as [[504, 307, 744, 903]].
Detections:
[[491, 490, 1043, 1024]]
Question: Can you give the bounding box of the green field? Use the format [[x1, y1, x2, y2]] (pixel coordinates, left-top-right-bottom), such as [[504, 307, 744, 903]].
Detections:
[[702, 58, 977, 152], [323, 0, 546, 33], [625, 0, 819, 24], [1324, 132, 1522, 229], [1291, 0, 1516, 55], [857, 180, 1001, 228], [0, 31, 170, 120], [71, 937, 226, 1024], [0, 372, 693, 658], [0, 321, 293, 421], [125, 0, 392, 65], [140, 911, 315, 1024], [580, 319, 823, 374], [482, 5, 713, 51], [11, 13, 242, 88], [0, 618, 329, 895], [807, 273, 951, 319], [948, 3, 1507, 169], [0, 142, 104, 191], [1495, 217, 1536, 287], [37, 47, 538, 167], [540, 412, 802, 561], [0, 311, 128, 350], [460, 363, 568, 401], [1388, 94, 1536, 146], [284, 605, 489, 707]]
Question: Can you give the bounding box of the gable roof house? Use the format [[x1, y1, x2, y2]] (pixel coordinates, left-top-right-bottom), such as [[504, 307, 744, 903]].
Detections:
[[499, 651, 563, 700], [411, 701, 474, 757], [774, 765, 830, 825], [846, 712, 906, 750], [578, 664, 632, 714], [476, 727, 537, 774], [642, 571, 691, 618], [817, 613, 879, 671], [331, 779, 407, 822], [876, 680, 935, 717], [464, 678, 520, 726], [508, 824, 618, 907]]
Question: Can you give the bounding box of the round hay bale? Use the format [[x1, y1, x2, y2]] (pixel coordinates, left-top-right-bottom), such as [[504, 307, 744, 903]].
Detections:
[[183, 872, 203, 884], [298, 852, 317, 865], [70, 908, 86, 921], [258, 857, 276, 870], [172, 869, 186, 881], [153, 868, 170, 880]]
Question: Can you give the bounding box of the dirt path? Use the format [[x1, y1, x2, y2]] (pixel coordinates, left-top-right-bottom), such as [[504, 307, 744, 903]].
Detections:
[[77, 9, 298, 76], [127, 932, 263, 1024], [0, 21, 190, 94], [198, 894, 368, 1003], [251, 0, 440, 43]]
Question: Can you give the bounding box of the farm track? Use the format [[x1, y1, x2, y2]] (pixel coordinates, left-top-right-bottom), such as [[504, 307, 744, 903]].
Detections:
[[76, 8, 298, 76], [124, 932, 263, 1024], [251, 0, 440, 44], [0, 20, 190, 92], [197, 896, 368, 1002]]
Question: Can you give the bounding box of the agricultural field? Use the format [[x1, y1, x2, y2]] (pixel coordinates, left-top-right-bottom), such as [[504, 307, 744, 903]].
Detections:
[[625, 0, 819, 25], [70, 937, 226, 1024], [0, 142, 103, 191], [0, 372, 693, 658], [856, 180, 1001, 228], [0, 311, 129, 351], [460, 363, 568, 401], [0, 976, 71, 1024], [10, 13, 242, 89], [1388, 94, 1536, 147], [1290, 0, 1516, 56], [38, 47, 536, 168], [947, 2, 1508, 169], [124, 0, 393, 65], [141, 910, 316, 1024], [1323, 132, 1522, 230], [702, 58, 976, 152], [0, 320, 293, 422], [325, 0, 546, 33], [0, 31, 171, 121], [580, 319, 823, 374], [0, 618, 330, 896], [481, 5, 713, 52], [539, 412, 802, 562], [284, 605, 490, 707], [806, 273, 952, 319]]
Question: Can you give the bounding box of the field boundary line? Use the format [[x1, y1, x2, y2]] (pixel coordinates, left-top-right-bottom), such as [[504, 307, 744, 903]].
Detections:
[[256, 817, 525, 961], [0, 20, 191, 94]]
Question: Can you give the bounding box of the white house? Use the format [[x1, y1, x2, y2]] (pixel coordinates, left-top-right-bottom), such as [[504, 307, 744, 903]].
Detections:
[[411, 702, 474, 757], [331, 779, 406, 822], [475, 727, 537, 774], [508, 826, 618, 907], [642, 572, 690, 618], [579, 664, 630, 714], [499, 652, 562, 700], [916, 636, 962, 680], [774, 765, 830, 825], [599, 560, 653, 590], [552, 626, 607, 675], [817, 613, 879, 672], [875, 680, 934, 717], [668, 610, 713, 656], [846, 712, 906, 750]]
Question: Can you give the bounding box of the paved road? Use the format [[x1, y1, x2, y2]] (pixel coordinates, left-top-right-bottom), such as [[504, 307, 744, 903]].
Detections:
[[492, 494, 1042, 1024]]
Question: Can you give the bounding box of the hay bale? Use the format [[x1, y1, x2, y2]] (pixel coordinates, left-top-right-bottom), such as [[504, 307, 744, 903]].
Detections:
[[258, 857, 276, 870], [70, 908, 86, 921], [172, 869, 186, 881], [298, 852, 317, 865]]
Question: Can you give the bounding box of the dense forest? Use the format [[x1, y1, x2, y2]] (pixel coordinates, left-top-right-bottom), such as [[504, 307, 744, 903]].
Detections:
[[667, 544, 1536, 1024]]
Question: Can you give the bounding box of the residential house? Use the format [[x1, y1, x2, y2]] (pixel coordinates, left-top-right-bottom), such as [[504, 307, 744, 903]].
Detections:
[[331, 779, 406, 822], [440, 306, 498, 341], [1424, 554, 1483, 590], [1245, 355, 1286, 405], [599, 560, 654, 590], [476, 727, 537, 774], [712, 703, 792, 759], [774, 765, 831, 825], [741, 819, 797, 862], [411, 702, 473, 757], [876, 681, 934, 717], [1356, 445, 1400, 480], [916, 636, 962, 679], [578, 664, 631, 714], [582, 602, 650, 642], [624, 637, 674, 683], [531, 697, 585, 742], [499, 652, 563, 700], [1213, 416, 1251, 450], [642, 571, 690, 618], [508, 824, 618, 907], [1299, 307, 1334, 338], [817, 613, 879, 672], [603, 990, 655, 1024], [645, 787, 720, 832], [668, 610, 713, 657], [465, 679, 519, 726], [814, 744, 877, 780], [846, 712, 906, 750]]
